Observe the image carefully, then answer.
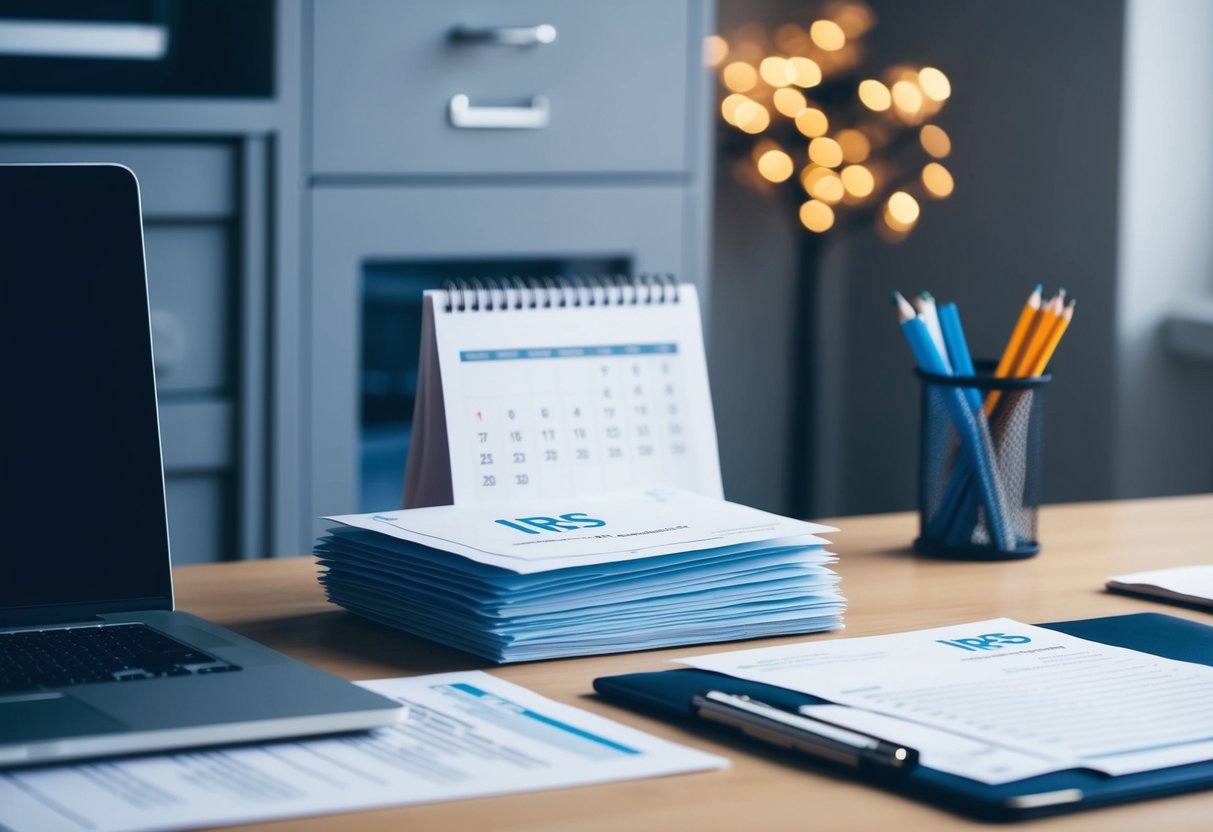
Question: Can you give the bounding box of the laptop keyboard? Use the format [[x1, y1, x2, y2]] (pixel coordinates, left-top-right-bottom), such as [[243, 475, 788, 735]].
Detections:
[[0, 623, 241, 694]]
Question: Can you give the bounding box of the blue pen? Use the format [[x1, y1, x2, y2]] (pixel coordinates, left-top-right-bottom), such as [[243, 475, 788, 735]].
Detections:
[[893, 295, 1014, 550], [932, 303, 983, 542]]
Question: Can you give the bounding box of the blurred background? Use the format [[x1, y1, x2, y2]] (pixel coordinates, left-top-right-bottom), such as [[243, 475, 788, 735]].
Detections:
[[2, 0, 1210, 562]]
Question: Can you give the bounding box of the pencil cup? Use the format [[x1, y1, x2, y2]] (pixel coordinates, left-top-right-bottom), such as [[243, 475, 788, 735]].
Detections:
[[914, 362, 1049, 560]]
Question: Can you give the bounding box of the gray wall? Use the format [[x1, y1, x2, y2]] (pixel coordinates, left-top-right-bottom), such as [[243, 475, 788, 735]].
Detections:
[[711, 0, 1129, 517], [1113, 0, 1213, 499]]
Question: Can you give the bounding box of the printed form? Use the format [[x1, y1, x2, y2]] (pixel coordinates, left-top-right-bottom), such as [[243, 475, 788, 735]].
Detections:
[[0, 672, 725, 832], [683, 618, 1213, 784]]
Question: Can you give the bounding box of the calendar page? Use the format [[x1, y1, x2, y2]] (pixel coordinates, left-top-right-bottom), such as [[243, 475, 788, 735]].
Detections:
[[409, 283, 722, 507]]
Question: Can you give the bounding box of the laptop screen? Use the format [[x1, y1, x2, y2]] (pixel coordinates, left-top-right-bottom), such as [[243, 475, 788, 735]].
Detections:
[[0, 165, 173, 619]]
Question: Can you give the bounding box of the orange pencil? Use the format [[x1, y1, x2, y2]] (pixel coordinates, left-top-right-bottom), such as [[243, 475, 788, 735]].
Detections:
[[1026, 298, 1075, 376], [1012, 289, 1065, 378], [984, 284, 1042, 415]]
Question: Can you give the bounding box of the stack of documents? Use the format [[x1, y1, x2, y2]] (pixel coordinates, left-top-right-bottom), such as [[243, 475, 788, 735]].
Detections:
[[315, 488, 843, 663]]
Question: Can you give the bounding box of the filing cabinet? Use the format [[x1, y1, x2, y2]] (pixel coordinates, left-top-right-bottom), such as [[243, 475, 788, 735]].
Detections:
[[311, 0, 690, 175], [0, 0, 712, 558]]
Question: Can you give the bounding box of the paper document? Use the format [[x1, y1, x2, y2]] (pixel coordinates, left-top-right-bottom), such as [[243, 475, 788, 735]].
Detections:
[[1107, 565, 1213, 609], [683, 618, 1213, 781], [327, 486, 836, 574], [0, 672, 726, 832]]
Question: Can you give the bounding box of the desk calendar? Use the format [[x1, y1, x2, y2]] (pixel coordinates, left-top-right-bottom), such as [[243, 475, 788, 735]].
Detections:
[[404, 278, 723, 507]]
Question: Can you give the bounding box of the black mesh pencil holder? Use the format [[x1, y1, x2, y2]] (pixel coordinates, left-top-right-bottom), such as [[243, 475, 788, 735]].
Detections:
[[914, 361, 1050, 560]]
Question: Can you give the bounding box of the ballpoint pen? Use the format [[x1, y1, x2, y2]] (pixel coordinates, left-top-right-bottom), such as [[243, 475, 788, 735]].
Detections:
[[692, 690, 919, 773]]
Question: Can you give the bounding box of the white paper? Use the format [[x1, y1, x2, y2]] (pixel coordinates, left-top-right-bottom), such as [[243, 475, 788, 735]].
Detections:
[[327, 486, 836, 574], [0, 672, 726, 832], [431, 285, 723, 504], [797, 705, 1064, 785], [683, 618, 1213, 780], [1108, 565, 1213, 606]]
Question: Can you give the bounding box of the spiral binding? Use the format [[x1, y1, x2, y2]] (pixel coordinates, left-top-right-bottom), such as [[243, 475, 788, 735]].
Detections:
[[441, 274, 681, 312]]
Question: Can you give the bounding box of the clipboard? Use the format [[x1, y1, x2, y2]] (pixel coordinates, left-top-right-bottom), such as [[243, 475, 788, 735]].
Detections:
[[593, 613, 1213, 820]]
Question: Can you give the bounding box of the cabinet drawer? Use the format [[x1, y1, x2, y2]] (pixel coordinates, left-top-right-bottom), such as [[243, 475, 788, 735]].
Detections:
[[311, 0, 690, 175], [0, 142, 233, 218]]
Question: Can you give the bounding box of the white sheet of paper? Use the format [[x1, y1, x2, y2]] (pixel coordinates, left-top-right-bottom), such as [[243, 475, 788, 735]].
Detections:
[[682, 618, 1213, 780], [797, 705, 1064, 785], [1108, 565, 1213, 605], [0, 672, 726, 832], [327, 487, 835, 574]]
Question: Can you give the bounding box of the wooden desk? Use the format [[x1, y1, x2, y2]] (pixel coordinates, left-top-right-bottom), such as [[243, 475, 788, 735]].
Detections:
[[174, 496, 1213, 831]]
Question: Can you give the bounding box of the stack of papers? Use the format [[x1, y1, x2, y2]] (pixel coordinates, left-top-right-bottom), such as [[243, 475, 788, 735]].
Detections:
[[315, 488, 843, 663]]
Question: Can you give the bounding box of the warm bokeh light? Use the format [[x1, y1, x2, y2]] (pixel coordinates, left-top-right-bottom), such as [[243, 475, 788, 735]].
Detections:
[[799, 199, 835, 232], [794, 107, 829, 138], [835, 128, 871, 163], [891, 80, 924, 114], [723, 61, 758, 92], [704, 35, 729, 67], [887, 191, 920, 224], [840, 164, 875, 197], [810, 170, 845, 203], [775, 23, 809, 54], [809, 20, 846, 51], [832, 1, 876, 37], [858, 79, 892, 111], [808, 136, 844, 168], [789, 56, 822, 88], [759, 56, 797, 87], [713, 6, 950, 240], [922, 162, 954, 197], [918, 66, 951, 101], [773, 87, 808, 117], [734, 100, 771, 134], [757, 149, 795, 182], [720, 93, 752, 125], [919, 124, 951, 158]]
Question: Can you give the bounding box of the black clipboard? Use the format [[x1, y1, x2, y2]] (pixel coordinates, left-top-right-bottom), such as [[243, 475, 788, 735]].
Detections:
[[593, 613, 1213, 821]]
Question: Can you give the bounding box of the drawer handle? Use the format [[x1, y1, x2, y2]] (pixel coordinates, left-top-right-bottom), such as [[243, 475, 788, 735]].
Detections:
[[449, 94, 550, 129], [449, 24, 557, 47]]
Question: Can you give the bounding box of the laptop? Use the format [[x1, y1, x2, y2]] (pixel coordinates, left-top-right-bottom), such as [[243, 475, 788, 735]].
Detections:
[[0, 164, 403, 767]]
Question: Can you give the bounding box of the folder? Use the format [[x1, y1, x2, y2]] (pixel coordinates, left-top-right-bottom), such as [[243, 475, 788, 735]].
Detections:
[[594, 613, 1213, 820]]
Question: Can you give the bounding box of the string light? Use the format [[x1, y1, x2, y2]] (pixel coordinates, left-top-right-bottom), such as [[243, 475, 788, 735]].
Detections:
[[919, 124, 951, 158], [789, 57, 822, 88], [757, 149, 796, 182], [723, 62, 758, 92], [800, 199, 835, 232], [840, 164, 875, 197], [918, 67, 951, 101], [809, 20, 846, 51], [773, 87, 808, 117], [921, 162, 954, 197], [808, 137, 844, 168], [858, 79, 892, 112], [704, 35, 729, 67], [794, 108, 830, 138], [713, 2, 952, 238]]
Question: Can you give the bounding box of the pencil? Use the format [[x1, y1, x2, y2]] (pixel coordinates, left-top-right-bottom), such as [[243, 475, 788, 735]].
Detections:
[[914, 292, 952, 373], [984, 284, 1042, 416], [1012, 290, 1065, 378], [893, 296, 1014, 550], [1025, 299, 1075, 376]]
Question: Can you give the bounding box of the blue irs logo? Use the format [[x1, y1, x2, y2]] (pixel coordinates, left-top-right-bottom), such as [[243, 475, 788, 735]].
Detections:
[[936, 633, 1032, 652], [494, 513, 607, 534]]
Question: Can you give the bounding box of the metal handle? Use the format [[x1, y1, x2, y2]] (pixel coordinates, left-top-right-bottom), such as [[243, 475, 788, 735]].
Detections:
[[0, 20, 168, 59], [449, 94, 550, 129], [449, 24, 557, 46]]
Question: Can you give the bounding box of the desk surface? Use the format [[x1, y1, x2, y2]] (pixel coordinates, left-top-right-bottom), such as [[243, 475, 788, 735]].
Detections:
[[175, 495, 1213, 831]]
